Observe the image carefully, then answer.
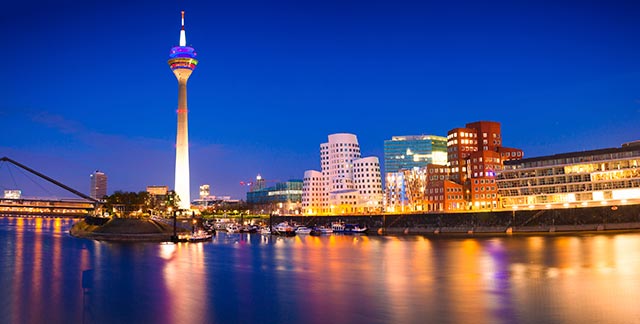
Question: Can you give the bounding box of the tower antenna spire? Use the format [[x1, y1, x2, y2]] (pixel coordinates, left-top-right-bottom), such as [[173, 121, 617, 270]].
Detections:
[[179, 10, 187, 46]]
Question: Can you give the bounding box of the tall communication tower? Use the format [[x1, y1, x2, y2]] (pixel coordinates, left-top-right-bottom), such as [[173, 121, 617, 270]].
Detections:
[[168, 11, 198, 210]]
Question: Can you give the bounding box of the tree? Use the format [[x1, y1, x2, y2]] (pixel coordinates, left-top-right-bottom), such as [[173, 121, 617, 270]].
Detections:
[[103, 191, 152, 218]]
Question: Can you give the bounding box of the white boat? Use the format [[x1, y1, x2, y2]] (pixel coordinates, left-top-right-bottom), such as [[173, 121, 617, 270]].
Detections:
[[226, 223, 240, 233], [259, 227, 271, 235], [189, 230, 213, 242], [331, 222, 345, 232], [273, 222, 296, 236], [173, 230, 213, 242], [295, 226, 312, 234]]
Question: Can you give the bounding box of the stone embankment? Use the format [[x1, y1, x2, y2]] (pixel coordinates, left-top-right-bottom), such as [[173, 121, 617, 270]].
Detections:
[[270, 203, 640, 236]]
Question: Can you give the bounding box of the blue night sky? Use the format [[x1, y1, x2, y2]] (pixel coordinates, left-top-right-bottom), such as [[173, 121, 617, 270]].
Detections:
[[1, 0, 639, 200]]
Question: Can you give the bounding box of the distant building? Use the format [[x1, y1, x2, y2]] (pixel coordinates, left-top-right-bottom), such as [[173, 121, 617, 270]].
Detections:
[[146, 185, 170, 213], [191, 196, 241, 211], [302, 133, 383, 215], [247, 180, 303, 214], [147, 186, 169, 196], [90, 170, 107, 200], [4, 190, 21, 199], [199, 184, 210, 199]]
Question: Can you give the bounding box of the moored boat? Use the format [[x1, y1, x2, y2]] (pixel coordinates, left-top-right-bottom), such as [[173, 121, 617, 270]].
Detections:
[[331, 221, 368, 234], [273, 222, 296, 236], [310, 226, 333, 236], [226, 223, 240, 233], [295, 226, 312, 234], [189, 229, 213, 242]]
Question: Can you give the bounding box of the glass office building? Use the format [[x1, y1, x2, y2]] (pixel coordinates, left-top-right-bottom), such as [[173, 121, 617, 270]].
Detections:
[[384, 135, 448, 173]]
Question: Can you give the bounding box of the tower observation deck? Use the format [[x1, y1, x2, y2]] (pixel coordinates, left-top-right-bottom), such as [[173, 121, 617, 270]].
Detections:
[[168, 11, 198, 210]]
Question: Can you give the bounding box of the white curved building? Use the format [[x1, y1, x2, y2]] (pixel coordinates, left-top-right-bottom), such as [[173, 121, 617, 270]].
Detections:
[[302, 170, 323, 214], [353, 157, 383, 211], [303, 133, 383, 214]]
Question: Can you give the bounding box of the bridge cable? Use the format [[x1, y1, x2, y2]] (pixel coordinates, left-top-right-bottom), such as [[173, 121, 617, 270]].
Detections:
[[14, 163, 55, 197], [6, 162, 18, 189], [0, 161, 8, 191]]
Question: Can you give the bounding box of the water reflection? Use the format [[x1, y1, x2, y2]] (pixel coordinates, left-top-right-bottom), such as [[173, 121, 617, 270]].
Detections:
[[2, 217, 640, 323]]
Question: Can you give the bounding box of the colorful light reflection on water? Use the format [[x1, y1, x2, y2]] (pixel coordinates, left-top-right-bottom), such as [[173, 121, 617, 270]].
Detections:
[[1, 217, 640, 323]]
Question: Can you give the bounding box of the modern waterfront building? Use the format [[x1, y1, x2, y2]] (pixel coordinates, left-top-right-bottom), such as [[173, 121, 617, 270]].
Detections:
[[247, 180, 303, 214], [89, 170, 107, 200], [383, 135, 447, 210], [443, 121, 523, 211], [302, 170, 323, 213], [497, 141, 640, 209], [302, 133, 383, 215], [384, 121, 522, 212], [192, 196, 241, 211], [168, 11, 198, 210], [384, 135, 447, 173]]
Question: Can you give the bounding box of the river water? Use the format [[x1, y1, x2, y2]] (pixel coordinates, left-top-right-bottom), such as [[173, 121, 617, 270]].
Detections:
[[1, 217, 640, 324]]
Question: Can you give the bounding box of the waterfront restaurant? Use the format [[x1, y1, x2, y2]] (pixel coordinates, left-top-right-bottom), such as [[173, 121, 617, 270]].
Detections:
[[497, 141, 640, 210]]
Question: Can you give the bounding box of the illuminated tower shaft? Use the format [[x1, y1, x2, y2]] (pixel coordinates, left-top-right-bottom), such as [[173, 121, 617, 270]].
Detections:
[[168, 11, 198, 210]]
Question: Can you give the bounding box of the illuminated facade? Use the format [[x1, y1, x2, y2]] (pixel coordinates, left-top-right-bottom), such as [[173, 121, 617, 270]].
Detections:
[[89, 170, 107, 200], [302, 133, 383, 215], [147, 185, 169, 196], [4, 190, 21, 199], [247, 180, 303, 214], [168, 11, 198, 210], [351, 157, 383, 212], [383, 135, 447, 211], [498, 141, 640, 209], [199, 184, 210, 198], [302, 170, 323, 214], [444, 121, 522, 210], [384, 135, 447, 173]]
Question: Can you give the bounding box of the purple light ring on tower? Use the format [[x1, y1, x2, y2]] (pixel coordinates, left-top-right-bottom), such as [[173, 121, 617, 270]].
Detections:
[[169, 46, 197, 58]]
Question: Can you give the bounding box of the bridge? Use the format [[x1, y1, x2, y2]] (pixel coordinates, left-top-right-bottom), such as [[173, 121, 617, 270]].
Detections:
[[0, 157, 100, 217]]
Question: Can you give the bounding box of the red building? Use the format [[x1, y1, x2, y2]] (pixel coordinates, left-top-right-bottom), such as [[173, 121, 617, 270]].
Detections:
[[433, 121, 523, 211]]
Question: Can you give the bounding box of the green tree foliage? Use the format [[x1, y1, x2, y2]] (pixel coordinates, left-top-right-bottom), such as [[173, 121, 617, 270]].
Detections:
[[103, 191, 152, 218]]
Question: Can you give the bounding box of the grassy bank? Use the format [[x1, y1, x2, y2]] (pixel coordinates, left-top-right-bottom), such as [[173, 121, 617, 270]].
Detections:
[[70, 217, 186, 242]]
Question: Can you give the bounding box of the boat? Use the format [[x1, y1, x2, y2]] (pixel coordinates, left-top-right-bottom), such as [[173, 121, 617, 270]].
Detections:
[[309, 226, 333, 236], [188, 229, 213, 242], [272, 222, 296, 236], [172, 229, 213, 242], [226, 223, 240, 233], [240, 225, 258, 233], [331, 222, 345, 232], [259, 226, 271, 235], [295, 226, 312, 234], [343, 224, 368, 234], [331, 221, 368, 234]]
